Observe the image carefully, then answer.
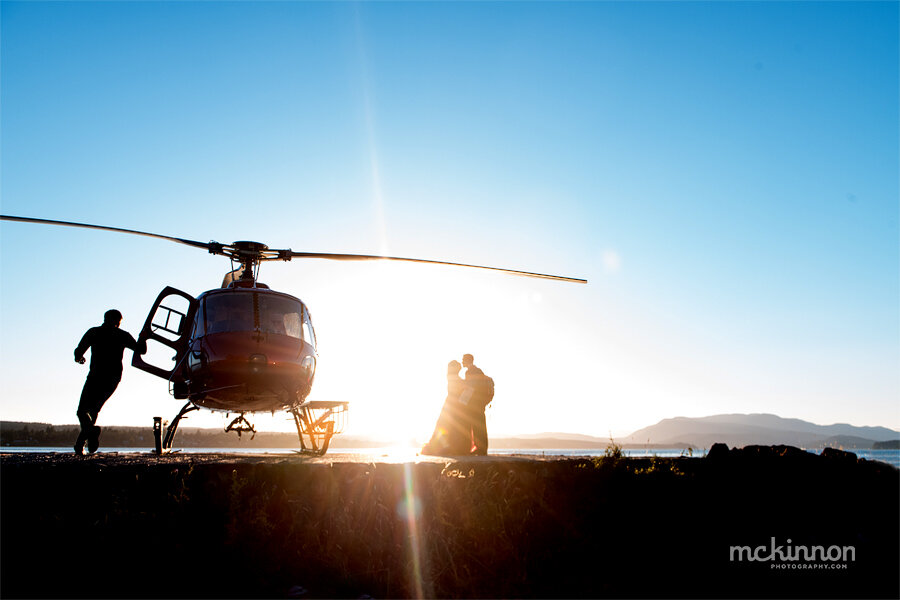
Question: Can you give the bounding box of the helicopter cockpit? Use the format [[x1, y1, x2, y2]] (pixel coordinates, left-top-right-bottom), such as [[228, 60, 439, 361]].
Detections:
[[197, 290, 315, 347]]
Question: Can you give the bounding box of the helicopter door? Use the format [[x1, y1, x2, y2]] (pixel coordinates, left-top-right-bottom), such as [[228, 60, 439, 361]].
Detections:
[[132, 286, 198, 380]]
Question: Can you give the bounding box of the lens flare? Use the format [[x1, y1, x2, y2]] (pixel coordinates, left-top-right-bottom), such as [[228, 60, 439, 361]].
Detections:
[[399, 462, 427, 598]]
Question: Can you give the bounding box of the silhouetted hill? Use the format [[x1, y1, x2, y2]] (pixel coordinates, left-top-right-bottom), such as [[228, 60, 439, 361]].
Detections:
[[625, 413, 900, 448], [874, 439, 900, 449], [503, 432, 609, 442], [491, 436, 609, 450], [0, 421, 391, 449]]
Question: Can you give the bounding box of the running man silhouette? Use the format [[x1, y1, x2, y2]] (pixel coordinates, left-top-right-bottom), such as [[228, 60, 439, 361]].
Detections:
[[73, 309, 145, 454]]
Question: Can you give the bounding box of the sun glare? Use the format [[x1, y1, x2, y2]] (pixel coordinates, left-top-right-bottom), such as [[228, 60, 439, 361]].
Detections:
[[301, 259, 553, 443]]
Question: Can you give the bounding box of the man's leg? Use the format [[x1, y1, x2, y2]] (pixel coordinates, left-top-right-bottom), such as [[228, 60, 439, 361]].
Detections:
[[472, 412, 488, 455], [73, 430, 87, 455], [74, 378, 98, 455], [79, 375, 119, 454]]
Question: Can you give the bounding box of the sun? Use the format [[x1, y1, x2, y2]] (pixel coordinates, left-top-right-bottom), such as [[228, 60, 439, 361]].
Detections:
[[294, 261, 515, 443]]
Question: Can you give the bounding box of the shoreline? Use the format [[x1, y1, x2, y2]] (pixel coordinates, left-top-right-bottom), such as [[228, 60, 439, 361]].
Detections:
[[4, 445, 900, 470]]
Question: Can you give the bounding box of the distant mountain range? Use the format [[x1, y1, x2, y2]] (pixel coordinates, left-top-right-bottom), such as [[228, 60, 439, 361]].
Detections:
[[622, 413, 900, 449]]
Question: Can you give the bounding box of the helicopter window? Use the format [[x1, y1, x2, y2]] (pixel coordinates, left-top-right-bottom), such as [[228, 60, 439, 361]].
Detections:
[[205, 293, 254, 334], [191, 301, 205, 338], [148, 294, 192, 342], [258, 294, 303, 339], [302, 307, 316, 348]]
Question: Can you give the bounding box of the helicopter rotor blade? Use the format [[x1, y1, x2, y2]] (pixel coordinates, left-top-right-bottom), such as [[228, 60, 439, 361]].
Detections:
[[1, 214, 587, 283], [286, 251, 587, 284], [0, 215, 213, 252]]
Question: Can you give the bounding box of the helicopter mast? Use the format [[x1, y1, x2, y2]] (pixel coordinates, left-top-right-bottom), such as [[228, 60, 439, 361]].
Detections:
[[226, 241, 283, 287]]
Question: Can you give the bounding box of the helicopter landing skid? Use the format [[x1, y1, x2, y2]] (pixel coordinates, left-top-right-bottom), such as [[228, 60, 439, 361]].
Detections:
[[153, 401, 199, 455], [290, 401, 348, 456]]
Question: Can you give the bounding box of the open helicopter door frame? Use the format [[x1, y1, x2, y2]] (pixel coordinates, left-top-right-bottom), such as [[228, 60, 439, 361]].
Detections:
[[132, 286, 198, 380], [132, 286, 199, 455]]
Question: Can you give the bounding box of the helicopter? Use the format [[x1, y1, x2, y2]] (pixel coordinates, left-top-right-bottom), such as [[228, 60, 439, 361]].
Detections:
[[0, 214, 586, 455]]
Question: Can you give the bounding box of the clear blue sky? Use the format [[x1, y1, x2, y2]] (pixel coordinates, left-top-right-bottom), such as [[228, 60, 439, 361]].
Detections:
[[1, 1, 897, 440]]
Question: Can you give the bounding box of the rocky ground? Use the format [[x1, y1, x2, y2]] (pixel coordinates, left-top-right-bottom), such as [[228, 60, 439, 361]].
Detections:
[[1, 446, 897, 598]]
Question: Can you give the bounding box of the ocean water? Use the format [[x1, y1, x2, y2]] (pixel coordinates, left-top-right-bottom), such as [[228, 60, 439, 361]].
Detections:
[[2, 446, 898, 468]]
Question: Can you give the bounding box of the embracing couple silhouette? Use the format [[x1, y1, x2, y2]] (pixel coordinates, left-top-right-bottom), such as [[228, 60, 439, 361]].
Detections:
[[421, 353, 494, 456]]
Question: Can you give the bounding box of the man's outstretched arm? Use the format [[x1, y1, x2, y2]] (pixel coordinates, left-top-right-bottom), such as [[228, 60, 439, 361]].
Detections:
[[74, 330, 92, 364], [124, 331, 147, 355]]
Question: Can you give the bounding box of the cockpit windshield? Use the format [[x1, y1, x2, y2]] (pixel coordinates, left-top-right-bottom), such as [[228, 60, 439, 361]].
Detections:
[[259, 294, 302, 338], [204, 292, 304, 340], [206, 294, 251, 334]]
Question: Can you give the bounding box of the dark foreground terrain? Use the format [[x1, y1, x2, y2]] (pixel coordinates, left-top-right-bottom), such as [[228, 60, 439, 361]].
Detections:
[[1, 446, 897, 599]]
